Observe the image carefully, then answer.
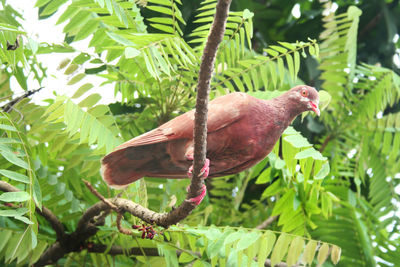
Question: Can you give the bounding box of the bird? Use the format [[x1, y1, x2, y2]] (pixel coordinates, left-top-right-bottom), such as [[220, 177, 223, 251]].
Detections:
[[101, 85, 320, 205]]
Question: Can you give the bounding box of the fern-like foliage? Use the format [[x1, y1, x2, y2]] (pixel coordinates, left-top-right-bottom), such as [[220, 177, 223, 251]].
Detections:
[[0, 0, 341, 265], [315, 4, 400, 266], [0, 112, 42, 264], [318, 5, 362, 127], [146, 0, 185, 36]]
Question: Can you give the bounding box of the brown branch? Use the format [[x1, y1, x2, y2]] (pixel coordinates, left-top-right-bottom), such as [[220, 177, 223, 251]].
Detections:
[[319, 134, 332, 153], [151, 0, 232, 227], [34, 202, 109, 266], [83, 179, 118, 210], [256, 215, 278, 230], [1, 87, 43, 113], [189, 0, 232, 198], [0, 181, 65, 241]]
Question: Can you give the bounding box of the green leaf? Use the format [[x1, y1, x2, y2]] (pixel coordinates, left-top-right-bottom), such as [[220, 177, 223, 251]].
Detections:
[[224, 231, 244, 246], [79, 94, 101, 108], [272, 189, 295, 216], [125, 47, 141, 58], [67, 73, 86, 85], [0, 169, 29, 183], [284, 134, 311, 148], [178, 252, 195, 263], [286, 236, 304, 266], [242, 9, 254, 19], [257, 231, 276, 267], [286, 54, 294, 81], [72, 83, 94, 99], [0, 208, 28, 217], [270, 45, 287, 54], [14, 215, 34, 225], [0, 124, 17, 132], [0, 192, 30, 202], [40, 0, 68, 16], [302, 240, 318, 265], [261, 179, 282, 199], [57, 58, 71, 70], [317, 243, 330, 266], [270, 233, 291, 267], [277, 57, 285, 86], [236, 231, 261, 251], [64, 64, 79, 75], [318, 90, 332, 111], [331, 245, 341, 264], [106, 32, 134, 46], [255, 168, 271, 184], [295, 148, 327, 161], [1, 150, 29, 169], [315, 162, 330, 180]]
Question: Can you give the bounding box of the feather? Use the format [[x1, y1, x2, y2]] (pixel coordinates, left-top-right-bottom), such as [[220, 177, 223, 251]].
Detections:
[[101, 86, 320, 188]]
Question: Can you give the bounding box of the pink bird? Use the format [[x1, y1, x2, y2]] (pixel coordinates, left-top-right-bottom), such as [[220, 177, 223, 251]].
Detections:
[[101, 85, 320, 205]]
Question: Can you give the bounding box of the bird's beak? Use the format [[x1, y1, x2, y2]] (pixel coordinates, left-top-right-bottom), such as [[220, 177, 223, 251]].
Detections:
[[310, 101, 320, 116]]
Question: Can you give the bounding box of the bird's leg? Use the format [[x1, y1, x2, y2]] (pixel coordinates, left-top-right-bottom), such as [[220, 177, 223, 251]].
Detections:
[[185, 154, 210, 205], [186, 156, 210, 178], [187, 184, 207, 205]]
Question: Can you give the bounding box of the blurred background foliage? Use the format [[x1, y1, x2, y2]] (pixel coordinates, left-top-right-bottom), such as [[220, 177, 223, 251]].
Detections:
[[0, 0, 399, 266]]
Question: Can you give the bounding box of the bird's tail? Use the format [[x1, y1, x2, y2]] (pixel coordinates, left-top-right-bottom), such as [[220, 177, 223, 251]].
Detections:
[[101, 141, 189, 188], [101, 148, 147, 189]]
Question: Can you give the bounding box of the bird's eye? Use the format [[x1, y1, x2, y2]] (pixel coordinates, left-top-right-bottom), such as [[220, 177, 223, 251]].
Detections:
[[301, 89, 308, 97]]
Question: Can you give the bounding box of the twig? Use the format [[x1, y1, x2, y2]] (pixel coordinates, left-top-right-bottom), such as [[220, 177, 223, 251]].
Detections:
[[83, 179, 134, 235], [256, 215, 278, 230], [2, 87, 43, 113], [83, 179, 118, 210], [116, 213, 133, 235]]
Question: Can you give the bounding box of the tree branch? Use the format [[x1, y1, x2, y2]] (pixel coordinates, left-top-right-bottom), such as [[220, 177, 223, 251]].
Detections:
[[189, 0, 232, 198], [1, 87, 43, 113], [0, 184, 291, 267], [256, 215, 278, 230]]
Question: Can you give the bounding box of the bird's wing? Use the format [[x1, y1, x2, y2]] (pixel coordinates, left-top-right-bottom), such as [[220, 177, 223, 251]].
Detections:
[[116, 92, 249, 149]]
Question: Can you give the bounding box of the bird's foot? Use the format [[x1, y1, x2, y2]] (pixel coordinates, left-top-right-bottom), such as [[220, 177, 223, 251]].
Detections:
[[187, 158, 210, 179], [186, 184, 207, 205]]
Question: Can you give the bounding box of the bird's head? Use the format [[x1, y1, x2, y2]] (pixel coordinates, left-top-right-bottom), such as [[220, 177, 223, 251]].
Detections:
[[287, 85, 320, 116]]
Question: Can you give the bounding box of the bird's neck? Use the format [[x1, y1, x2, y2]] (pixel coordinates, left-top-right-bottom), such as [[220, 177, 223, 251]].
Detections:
[[269, 95, 305, 126]]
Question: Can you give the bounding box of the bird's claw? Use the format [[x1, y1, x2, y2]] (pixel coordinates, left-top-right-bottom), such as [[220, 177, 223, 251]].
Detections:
[[187, 158, 210, 179], [187, 184, 207, 205]]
